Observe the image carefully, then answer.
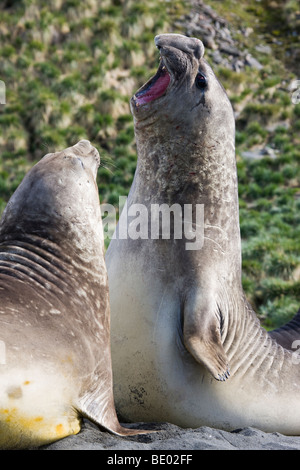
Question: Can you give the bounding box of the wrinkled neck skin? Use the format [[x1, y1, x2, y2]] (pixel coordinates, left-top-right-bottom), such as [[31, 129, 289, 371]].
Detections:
[[125, 38, 256, 382], [0, 153, 106, 299], [133, 106, 237, 205], [130, 88, 242, 286]]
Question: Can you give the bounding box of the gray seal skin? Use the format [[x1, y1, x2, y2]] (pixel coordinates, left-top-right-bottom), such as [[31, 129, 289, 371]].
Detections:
[[0, 140, 147, 449], [106, 34, 300, 434]]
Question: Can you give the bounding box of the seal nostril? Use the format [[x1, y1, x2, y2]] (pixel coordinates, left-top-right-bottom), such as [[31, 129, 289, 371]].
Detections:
[[77, 158, 85, 169]]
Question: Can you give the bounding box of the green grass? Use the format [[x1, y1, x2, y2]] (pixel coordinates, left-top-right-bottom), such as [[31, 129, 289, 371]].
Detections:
[[0, 0, 299, 330]]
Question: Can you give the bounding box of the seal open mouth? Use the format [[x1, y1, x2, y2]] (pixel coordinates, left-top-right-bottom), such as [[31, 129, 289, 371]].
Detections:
[[134, 60, 171, 106]]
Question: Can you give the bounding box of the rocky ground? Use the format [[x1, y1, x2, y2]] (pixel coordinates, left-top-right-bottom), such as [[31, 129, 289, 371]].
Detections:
[[175, 0, 264, 73], [40, 420, 300, 451], [176, 0, 299, 76]]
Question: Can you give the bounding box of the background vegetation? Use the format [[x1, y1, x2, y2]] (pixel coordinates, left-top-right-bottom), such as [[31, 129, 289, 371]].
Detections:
[[0, 0, 299, 329]]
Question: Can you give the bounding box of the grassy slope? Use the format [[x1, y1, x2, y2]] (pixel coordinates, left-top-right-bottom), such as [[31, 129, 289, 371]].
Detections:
[[206, 0, 300, 328], [0, 0, 299, 329]]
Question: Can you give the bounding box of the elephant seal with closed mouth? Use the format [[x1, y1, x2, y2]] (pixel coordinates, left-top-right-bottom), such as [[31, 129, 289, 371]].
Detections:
[[0, 140, 148, 449], [106, 34, 300, 434]]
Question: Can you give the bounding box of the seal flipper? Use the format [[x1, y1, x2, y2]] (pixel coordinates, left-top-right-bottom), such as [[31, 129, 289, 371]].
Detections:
[[182, 291, 230, 381], [77, 381, 155, 436]]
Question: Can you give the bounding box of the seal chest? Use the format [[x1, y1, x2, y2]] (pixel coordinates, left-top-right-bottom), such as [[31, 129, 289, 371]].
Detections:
[[106, 35, 300, 434]]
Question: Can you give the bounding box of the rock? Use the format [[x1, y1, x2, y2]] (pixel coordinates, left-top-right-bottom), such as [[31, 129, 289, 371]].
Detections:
[[241, 150, 264, 160], [261, 146, 277, 159], [211, 50, 223, 64], [242, 27, 254, 37], [255, 44, 272, 54], [266, 120, 290, 132], [245, 53, 263, 70], [232, 59, 245, 73], [241, 146, 278, 160], [219, 42, 241, 57], [176, 0, 262, 72], [38, 420, 300, 450]]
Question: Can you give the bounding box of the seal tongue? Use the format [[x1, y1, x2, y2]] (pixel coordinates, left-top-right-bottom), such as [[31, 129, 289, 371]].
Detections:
[[135, 67, 170, 105]]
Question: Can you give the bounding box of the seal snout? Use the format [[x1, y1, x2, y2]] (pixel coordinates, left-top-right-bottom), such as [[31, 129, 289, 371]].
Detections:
[[131, 33, 206, 110], [154, 34, 205, 60], [72, 140, 100, 169]]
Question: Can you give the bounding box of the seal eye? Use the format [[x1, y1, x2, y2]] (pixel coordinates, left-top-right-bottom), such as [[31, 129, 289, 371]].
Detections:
[[195, 72, 207, 90]]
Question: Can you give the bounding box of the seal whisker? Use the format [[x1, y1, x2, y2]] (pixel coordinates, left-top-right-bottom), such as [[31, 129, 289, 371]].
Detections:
[[203, 236, 226, 254]]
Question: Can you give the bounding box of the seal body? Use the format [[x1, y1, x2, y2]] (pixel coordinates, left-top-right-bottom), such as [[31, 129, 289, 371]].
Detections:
[[106, 34, 300, 434], [0, 140, 143, 449]]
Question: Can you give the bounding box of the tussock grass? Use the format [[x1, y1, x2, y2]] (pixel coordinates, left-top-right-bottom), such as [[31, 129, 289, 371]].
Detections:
[[0, 0, 299, 329]]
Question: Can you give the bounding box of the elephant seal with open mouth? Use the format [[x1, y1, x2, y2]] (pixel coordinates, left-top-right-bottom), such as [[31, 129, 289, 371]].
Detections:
[[106, 34, 300, 435]]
